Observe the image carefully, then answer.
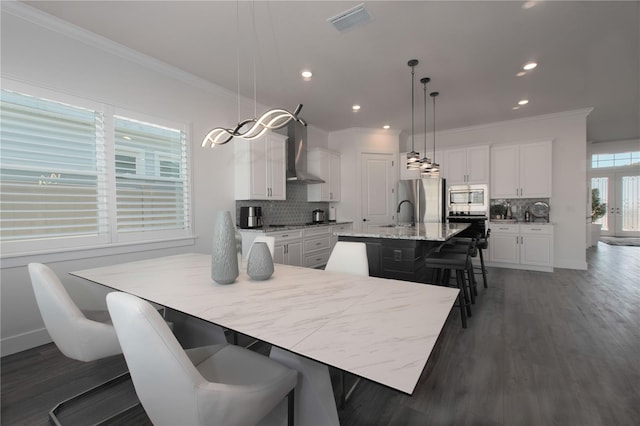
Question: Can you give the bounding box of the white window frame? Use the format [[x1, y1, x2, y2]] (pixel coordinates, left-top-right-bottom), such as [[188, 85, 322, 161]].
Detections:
[[0, 79, 194, 262]]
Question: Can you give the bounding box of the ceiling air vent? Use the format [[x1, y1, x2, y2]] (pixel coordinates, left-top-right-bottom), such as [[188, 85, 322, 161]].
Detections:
[[327, 3, 372, 33]]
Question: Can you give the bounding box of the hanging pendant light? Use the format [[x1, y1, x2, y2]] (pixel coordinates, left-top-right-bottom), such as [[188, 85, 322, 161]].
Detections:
[[201, 1, 305, 147], [419, 77, 433, 172], [406, 59, 421, 170], [427, 91, 440, 176]]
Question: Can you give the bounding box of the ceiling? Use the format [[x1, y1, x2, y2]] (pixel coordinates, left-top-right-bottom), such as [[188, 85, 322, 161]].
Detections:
[[22, 1, 640, 143]]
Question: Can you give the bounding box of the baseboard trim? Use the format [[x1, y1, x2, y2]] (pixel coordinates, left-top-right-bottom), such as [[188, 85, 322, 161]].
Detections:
[[554, 259, 588, 270], [486, 262, 553, 273], [1, 328, 51, 357]]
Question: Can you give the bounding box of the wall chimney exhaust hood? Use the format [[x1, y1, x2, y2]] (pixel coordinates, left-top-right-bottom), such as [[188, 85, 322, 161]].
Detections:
[[286, 121, 325, 184]]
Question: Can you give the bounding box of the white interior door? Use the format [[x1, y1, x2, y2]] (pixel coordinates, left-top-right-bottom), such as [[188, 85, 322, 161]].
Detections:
[[361, 153, 394, 227]]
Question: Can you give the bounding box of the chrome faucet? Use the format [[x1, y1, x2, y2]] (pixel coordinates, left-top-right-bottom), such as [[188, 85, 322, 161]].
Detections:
[[396, 199, 415, 226]]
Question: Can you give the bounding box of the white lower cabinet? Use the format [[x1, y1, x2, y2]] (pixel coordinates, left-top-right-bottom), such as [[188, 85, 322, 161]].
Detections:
[[489, 224, 554, 271], [239, 223, 353, 269]]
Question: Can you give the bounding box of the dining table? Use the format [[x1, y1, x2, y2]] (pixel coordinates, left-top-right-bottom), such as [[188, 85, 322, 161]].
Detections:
[[71, 252, 459, 425]]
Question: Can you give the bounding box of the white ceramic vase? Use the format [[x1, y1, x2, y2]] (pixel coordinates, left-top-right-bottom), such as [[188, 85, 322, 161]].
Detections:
[[211, 211, 239, 284], [247, 242, 274, 281]]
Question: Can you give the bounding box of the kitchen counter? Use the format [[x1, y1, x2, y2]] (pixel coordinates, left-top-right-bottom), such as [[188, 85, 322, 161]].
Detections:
[[489, 220, 554, 225], [336, 222, 470, 283], [238, 221, 353, 232], [335, 222, 470, 241]]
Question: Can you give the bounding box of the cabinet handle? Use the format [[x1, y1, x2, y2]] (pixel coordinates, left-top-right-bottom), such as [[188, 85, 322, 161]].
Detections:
[[316, 242, 321, 246], [282, 234, 288, 238], [521, 236, 523, 243], [499, 227, 510, 230], [530, 228, 542, 231], [516, 236, 519, 244]]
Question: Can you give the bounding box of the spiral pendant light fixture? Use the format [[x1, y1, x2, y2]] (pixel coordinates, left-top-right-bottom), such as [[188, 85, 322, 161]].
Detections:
[[406, 59, 421, 170], [201, 1, 305, 148]]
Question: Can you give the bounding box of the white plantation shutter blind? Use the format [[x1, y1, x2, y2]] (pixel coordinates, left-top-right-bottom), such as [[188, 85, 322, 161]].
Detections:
[[0, 82, 192, 256], [114, 116, 190, 235], [0, 89, 107, 244]]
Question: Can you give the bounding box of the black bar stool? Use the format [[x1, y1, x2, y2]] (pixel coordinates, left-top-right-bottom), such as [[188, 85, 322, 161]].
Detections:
[[424, 238, 476, 328], [476, 229, 490, 288], [438, 235, 480, 303]]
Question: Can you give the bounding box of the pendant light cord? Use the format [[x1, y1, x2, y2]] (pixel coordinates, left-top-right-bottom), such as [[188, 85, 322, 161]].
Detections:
[[251, 0, 257, 118], [236, 0, 240, 123], [411, 65, 415, 152]]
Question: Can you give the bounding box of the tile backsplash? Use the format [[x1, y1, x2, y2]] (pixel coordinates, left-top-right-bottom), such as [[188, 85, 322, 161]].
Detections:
[[236, 184, 329, 225], [490, 198, 551, 222]]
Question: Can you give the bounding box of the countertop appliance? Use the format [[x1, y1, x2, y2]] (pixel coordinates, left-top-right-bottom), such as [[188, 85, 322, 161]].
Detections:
[[312, 209, 325, 223], [396, 177, 446, 225], [239, 206, 263, 229]]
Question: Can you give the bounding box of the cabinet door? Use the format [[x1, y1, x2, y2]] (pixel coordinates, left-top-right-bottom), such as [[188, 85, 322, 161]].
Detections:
[[520, 141, 552, 198], [249, 141, 269, 199], [489, 232, 519, 264], [491, 145, 519, 198], [307, 149, 330, 201], [273, 244, 285, 265], [286, 241, 303, 267], [466, 145, 489, 184], [520, 234, 553, 267], [268, 134, 287, 200], [329, 152, 341, 201], [443, 148, 468, 185]]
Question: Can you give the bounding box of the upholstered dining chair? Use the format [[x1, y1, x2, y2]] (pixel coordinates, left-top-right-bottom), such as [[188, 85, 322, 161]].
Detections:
[[27, 262, 135, 424], [106, 291, 297, 426], [325, 241, 369, 276], [324, 241, 369, 408]]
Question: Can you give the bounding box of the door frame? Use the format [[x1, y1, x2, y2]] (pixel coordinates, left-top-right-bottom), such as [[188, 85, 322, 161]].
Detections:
[[590, 166, 640, 237], [359, 152, 396, 229]]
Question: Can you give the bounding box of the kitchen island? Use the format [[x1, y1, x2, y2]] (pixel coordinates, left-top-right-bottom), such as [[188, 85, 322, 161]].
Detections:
[[335, 222, 470, 282]]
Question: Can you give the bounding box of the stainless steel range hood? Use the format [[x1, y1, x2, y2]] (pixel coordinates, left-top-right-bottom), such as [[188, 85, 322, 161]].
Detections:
[[286, 120, 325, 184]]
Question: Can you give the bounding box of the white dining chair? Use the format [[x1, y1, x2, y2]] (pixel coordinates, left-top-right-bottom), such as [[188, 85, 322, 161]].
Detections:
[[27, 263, 136, 424], [324, 241, 369, 408], [325, 241, 369, 276], [106, 291, 297, 426]]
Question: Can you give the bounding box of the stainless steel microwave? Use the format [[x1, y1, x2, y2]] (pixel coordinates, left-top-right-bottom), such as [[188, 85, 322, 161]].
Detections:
[[447, 184, 488, 213]]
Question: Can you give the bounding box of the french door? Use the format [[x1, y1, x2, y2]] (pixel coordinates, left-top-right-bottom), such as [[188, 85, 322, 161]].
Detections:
[[591, 171, 640, 237]]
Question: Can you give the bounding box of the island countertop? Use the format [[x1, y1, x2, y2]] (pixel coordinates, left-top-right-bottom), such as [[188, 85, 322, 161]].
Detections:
[[335, 222, 470, 241]]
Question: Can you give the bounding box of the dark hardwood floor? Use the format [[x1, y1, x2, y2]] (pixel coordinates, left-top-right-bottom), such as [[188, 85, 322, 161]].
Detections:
[[2, 243, 639, 425]]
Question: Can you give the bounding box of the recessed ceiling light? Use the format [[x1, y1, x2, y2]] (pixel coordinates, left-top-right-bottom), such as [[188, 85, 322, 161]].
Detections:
[[383, 125, 390, 129], [352, 105, 361, 111], [516, 71, 527, 77], [518, 99, 529, 105], [512, 106, 520, 110], [523, 62, 537, 70], [301, 70, 312, 79], [123, 136, 132, 140], [522, 1, 538, 10]]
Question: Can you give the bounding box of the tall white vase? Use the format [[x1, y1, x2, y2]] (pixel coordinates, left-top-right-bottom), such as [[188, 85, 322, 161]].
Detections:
[[211, 211, 239, 284]]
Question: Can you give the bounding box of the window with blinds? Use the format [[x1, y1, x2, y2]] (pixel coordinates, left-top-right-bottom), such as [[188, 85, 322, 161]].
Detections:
[[0, 85, 191, 255]]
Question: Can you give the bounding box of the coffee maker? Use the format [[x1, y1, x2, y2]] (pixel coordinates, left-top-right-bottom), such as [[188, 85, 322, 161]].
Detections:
[[239, 206, 263, 229]]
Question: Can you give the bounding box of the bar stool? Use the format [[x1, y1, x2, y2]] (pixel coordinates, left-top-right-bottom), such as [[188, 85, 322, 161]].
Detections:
[[424, 238, 476, 328], [438, 235, 480, 303], [476, 229, 490, 288]]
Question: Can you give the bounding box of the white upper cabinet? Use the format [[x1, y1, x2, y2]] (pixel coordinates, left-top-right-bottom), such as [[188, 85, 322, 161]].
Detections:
[[308, 148, 341, 202], [491, 140, 552, 198], [442, 145, 489, 185], [234, 132, 287, 200]]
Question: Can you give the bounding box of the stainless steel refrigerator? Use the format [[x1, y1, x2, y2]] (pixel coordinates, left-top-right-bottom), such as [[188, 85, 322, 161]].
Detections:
[[396, 177, 447, 224]]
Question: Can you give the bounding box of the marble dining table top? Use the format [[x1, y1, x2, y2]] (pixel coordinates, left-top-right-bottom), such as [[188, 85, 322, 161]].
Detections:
[[71, 253, 458, 395]]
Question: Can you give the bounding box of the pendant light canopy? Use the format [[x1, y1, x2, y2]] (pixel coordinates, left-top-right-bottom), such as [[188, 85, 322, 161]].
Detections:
[[406, 59, 421, 170], [424, 91, 440, 176], [419, 77, 432, 171]]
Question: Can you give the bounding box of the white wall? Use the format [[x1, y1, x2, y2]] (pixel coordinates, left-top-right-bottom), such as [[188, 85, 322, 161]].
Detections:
[[402, 110, 592, 270], [0, 5, 268, 355], [328, 128, 401, 230]]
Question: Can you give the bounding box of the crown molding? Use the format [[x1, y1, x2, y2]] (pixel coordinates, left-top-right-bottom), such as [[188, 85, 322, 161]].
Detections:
[[440, 108, 594, 137], [1, 1, 237, 101]]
